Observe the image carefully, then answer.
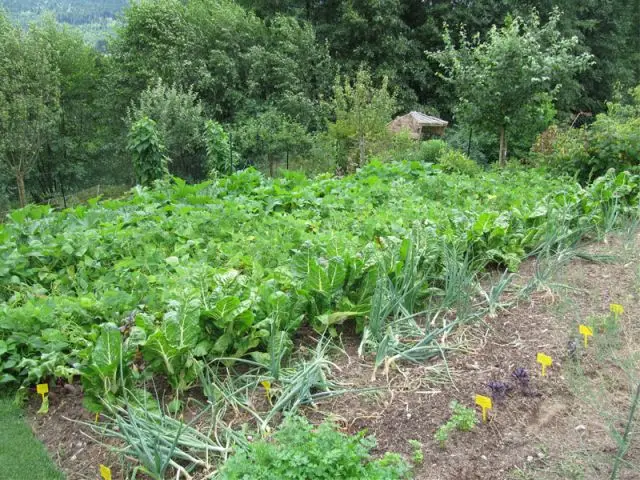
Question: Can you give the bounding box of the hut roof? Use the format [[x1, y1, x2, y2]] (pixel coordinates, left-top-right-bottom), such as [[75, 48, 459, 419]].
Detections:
[[407, 111, 448, 127]]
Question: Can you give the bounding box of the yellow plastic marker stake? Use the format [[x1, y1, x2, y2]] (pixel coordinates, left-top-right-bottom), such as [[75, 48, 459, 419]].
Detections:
[[99, 464, 112, 480], [537, 353, 553, 377], [610, 303, 624, 318], [36, 383, 48, 399], [579, 324, 593, 348], [36, 384, 49, 414], [475, 395, 492, 423], [261, 380, 273, 405]]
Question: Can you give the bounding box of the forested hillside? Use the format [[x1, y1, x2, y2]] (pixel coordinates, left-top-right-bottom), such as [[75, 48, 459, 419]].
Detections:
[[0, 0, 127, 46], [1, 0, 126, 23], [0, 0, 638, 212]]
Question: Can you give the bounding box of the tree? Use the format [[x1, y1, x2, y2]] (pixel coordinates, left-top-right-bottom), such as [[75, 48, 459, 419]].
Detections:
[[0, 14, 60, 207], [235, 108, 311, 176], [203, 120, 238, 176], [127, 117, 168, 187], [429, 11, 592, 165], [242, 15, 335, 130], [304, 0, 425, 110], [28, 16, 102, 202], [128, 79, 207, 181], [328, 68, 396, 171]]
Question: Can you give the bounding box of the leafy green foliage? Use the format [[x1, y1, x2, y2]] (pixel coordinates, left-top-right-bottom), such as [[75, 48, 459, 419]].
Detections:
[[128, 79, 207, 181], [219, 415, 412, 479], [532, 86, 640, 181], [408, 439, 423, 465], [329, 67, 396, 172], [127, 117, 168, 187], [417, 139, 448, 164], [203, 120, 234, 176], [234, 108, 310, 176], [1, 161, 639, 406], [434, 401, 478, 448], [81, 325, 126, 412], [2, 0, 640, 202], [430, 11, 591, 164], [0, 13, 61, 207], [438, 148, 480, 175]]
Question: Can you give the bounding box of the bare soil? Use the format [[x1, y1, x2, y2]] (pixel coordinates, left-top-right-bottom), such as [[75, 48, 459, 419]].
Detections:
[[26, 233, 640, 480]]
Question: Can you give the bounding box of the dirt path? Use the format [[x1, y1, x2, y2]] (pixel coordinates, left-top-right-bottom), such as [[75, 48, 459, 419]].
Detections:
[[26, 233, 640, 480]]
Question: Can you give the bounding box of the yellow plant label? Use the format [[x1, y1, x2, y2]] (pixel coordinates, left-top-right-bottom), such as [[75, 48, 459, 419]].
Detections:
[[36, 384, 49, 396], [537, 353, 552, 376], [261, 380, 271, 394], [610, 304, 624, 316], [475, 395, 492, 423], [99, 464, 112, 480], [261, 380, 273, 405], [579, 324, 593, 347]]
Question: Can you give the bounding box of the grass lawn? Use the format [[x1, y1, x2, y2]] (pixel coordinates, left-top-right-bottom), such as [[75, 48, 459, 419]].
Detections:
[[0, 396, 64, 480]]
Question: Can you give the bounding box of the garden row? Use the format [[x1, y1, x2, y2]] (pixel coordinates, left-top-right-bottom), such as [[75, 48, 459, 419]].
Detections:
[[0, 161, 638, 414]]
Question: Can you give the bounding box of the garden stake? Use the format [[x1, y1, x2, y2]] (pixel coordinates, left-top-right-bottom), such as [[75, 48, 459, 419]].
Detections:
[[579, 324, 593, 348], [475, 395, 492, 423], [36, 383, 48, 401], [36, 383, 49, 414], [100, 464, 112, 480], [537, 353, 552, 376], [609, 304, 624, 318]]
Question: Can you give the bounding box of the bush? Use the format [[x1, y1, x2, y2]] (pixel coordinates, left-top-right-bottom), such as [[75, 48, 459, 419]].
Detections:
[[531, 85, 640, 182], [219, 416, 412, 479], [438, 148, 481, 175], [590, 112, 640, 176], [530, 125, 590, 180], [416, 139, 448, 163]]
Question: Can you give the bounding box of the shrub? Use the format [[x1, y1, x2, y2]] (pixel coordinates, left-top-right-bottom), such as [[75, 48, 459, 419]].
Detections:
[[416, 139, 448, 163], [531, 85, 640, 181], [127, 116, 168, 187], [219, 416, 412, 479], [590, 112, 640, 176], [438, 148, 480, 175], [530, 125, 590, 180]]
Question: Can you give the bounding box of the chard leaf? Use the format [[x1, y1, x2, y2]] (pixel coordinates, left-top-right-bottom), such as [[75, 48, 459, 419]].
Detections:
[[91, 327, 122, 377]]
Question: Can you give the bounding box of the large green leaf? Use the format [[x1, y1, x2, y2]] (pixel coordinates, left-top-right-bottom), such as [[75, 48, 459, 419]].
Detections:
[[143, 330, 179, 376], [164, 298, 201, 349], [91, 327, 122, 378]]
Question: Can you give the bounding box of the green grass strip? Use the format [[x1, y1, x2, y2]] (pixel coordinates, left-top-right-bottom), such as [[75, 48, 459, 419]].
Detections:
[[0, 396, 65, 480]]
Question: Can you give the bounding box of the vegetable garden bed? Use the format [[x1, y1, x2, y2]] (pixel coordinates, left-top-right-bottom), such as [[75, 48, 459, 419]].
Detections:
[[2, 161, 639, 477]]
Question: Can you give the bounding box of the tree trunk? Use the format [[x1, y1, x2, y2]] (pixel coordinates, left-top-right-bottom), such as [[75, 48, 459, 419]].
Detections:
[[16, 170, 26, 208], [498, 126, 507, 166], [358, 134, 365, 167]]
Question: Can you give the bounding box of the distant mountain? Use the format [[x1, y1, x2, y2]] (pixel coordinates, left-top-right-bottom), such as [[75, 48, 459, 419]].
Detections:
[[1, 1, 129, 46], [1, 1, 128, 25]]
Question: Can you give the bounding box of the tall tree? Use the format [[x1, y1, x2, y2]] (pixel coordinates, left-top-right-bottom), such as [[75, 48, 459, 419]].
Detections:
[[430, 11, 591, 165], [128, 79, 207, 181], [328, 68, 396, 171], [0, 14, 60, 207], [29, 16, 102, 201]]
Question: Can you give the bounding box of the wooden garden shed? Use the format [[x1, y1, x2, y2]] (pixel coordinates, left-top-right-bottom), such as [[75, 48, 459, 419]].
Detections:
[[388, 111, 449, 139]]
